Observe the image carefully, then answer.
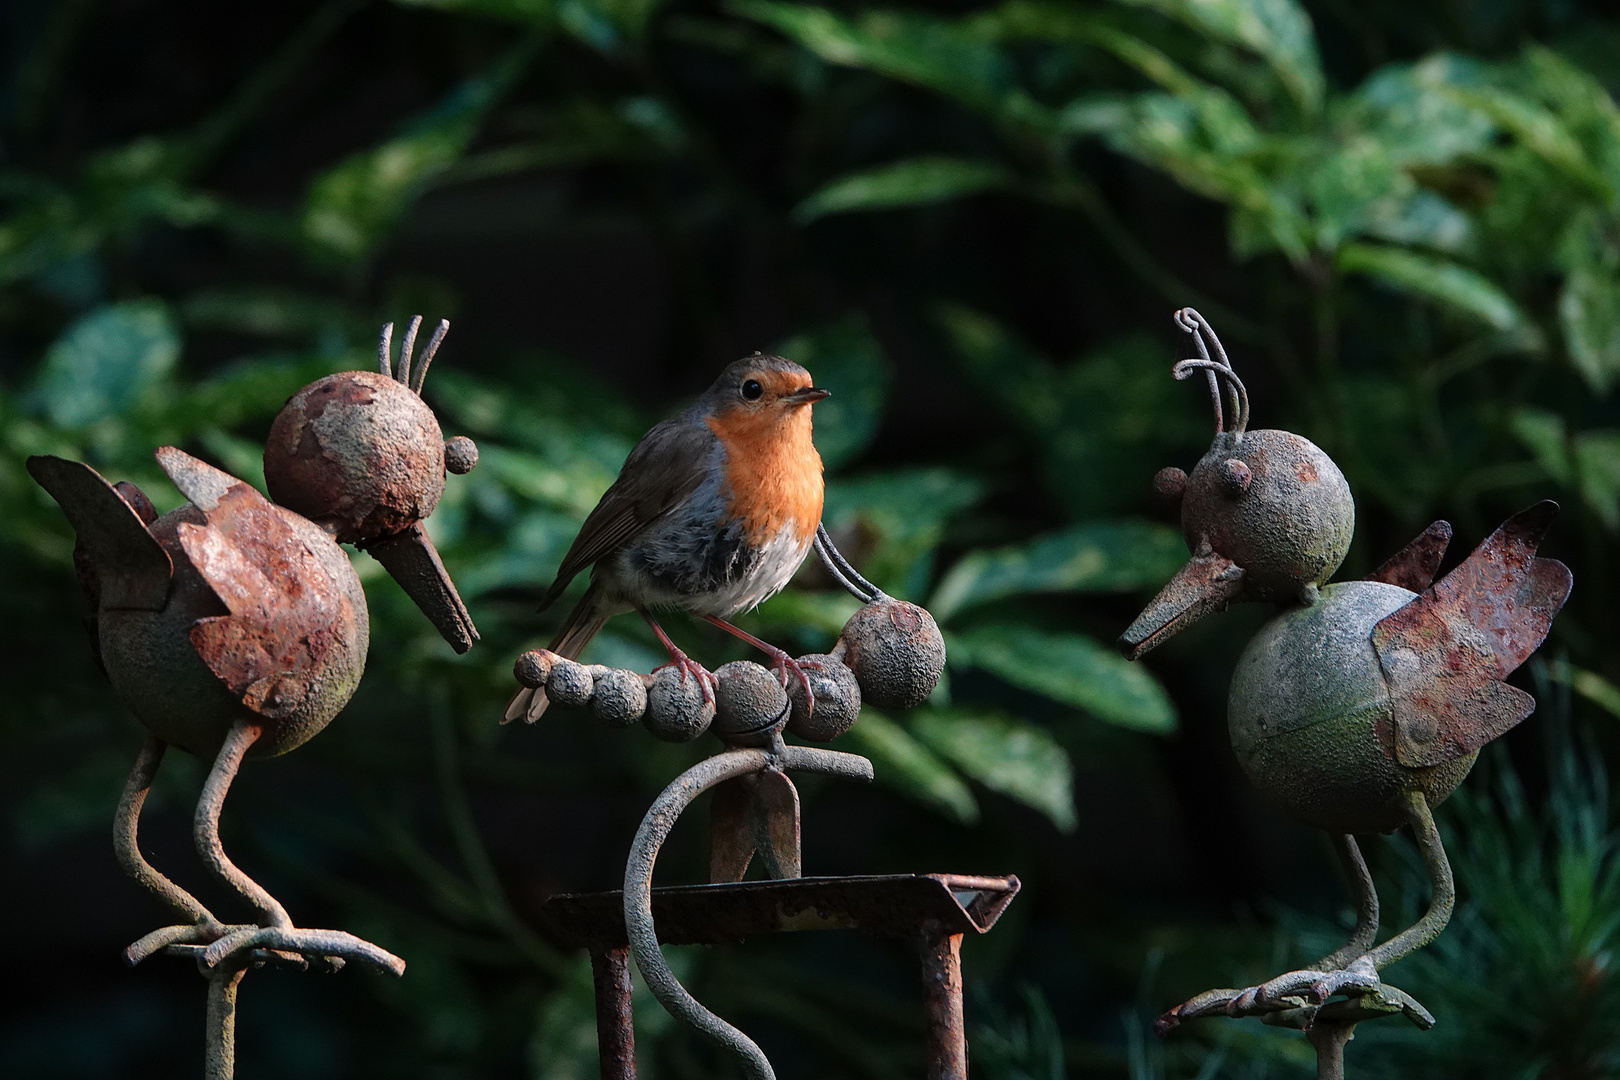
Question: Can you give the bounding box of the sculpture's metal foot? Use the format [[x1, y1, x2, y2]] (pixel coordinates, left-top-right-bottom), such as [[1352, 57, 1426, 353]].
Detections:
[[125, 920, 258, 967], [196, 925, 406, 976], [1155, 958, 1434, 1036]]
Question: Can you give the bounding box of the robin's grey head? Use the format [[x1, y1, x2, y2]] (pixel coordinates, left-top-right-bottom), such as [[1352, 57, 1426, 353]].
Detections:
[[705, 354, 829, 418]]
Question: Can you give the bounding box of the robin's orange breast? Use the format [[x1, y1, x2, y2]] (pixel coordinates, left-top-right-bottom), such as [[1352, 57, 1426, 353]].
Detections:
[[706, 407, 823, 547]]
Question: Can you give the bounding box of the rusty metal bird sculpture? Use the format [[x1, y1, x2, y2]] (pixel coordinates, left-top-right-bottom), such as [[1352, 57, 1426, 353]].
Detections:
[[1121, 308, 1571, 1072]]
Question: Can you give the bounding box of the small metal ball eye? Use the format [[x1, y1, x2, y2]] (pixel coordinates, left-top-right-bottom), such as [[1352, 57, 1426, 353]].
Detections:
[[741, 378, 764, 401], [1152, 466, 1188, 503], [1218, 458, 1253, 498], [444, 435, 479, 475]]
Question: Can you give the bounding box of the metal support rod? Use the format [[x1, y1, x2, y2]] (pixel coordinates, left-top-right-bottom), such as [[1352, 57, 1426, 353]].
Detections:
[[1306, 1019, 1354, 1080], [195, 720, 292, 930], [1365, 791, 1454, 969], [116, 736, 221, 931], [918, 926, 967, 1080], [205, 959, 249, 1080], [1313, 833, 1379, 972], [591, 947, 637, 1080], [623, 745, 875, 1080]]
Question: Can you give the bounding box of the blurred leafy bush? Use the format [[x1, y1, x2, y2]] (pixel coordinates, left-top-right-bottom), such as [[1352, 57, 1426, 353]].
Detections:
[[3, 0, 1620, 1077]]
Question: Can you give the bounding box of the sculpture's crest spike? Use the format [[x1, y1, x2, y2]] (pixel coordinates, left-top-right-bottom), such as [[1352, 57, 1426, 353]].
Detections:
[[1173, 308, 1248, 436], [376, 316, 451, 395]]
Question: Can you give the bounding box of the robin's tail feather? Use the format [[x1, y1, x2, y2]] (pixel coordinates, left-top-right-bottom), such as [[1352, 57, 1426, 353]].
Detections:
[[502, 584, 611, 724]]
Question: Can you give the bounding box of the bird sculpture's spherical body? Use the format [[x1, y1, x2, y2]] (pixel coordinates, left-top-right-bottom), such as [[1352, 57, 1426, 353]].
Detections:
[[1228, 581, 1477, 834], [265, 370, 447, 544], [1182, 430, 1355, 600], [98, 501, 369, 760]]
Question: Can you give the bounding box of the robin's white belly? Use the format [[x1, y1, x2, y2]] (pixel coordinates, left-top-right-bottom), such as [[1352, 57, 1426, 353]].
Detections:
[[599, 510, 813, 618]]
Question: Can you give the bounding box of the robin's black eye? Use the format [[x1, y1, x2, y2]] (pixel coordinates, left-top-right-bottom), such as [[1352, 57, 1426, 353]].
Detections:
[[741, 379, 764, 401]]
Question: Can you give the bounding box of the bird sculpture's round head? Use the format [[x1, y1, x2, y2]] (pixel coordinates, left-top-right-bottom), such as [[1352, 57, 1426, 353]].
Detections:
[[1121, 309, 1355, 659], [263, 318, 478, 546]]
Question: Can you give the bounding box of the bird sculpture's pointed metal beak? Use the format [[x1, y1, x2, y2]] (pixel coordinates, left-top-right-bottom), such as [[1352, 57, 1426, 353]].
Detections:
[[1119, 549, 1245, 660], [784, 386, 831, 405], [364, 522, 480, 653]]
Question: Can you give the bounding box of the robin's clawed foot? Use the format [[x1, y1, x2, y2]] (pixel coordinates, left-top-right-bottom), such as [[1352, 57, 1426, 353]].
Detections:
[[768, 650, 821, 716], [656, 651, 719, 706]]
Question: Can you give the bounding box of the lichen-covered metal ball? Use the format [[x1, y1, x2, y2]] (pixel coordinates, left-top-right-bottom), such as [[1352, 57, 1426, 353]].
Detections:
[[546, 658, 595, 708], [1228, 581, 1476, 834], [1182, 430, 1353, 601], [786, 654, 861, 742], [711, 661, 790, 747], [514, 649, 553, 690], [264, 370, 446, 544], [838, 598, 946, 710], [590, 667, 649, 729], [644, 666, 716, 742]]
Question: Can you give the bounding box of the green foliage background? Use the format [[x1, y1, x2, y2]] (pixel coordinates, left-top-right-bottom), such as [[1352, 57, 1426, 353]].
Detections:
[[3, 0, 1620, 1076]]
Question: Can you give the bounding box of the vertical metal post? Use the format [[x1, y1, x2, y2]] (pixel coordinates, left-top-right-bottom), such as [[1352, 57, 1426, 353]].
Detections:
[[591, 946, 637, 1080], [205, 961, 248, 1080], [918, 924, 967, 1080], [1307, 1019, 1354, 1080]]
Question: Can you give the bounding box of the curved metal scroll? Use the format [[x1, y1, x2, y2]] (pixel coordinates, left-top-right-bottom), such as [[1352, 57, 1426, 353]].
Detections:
[[622, 745, 875, 1080]]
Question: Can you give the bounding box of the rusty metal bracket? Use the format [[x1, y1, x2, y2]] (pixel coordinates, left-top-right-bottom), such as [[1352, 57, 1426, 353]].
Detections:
[[546, 872, 1020, 1080]]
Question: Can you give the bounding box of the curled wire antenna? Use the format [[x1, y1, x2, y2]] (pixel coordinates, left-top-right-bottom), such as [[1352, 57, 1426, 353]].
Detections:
[[376, 316, 452, 394], [1172, 307, 1248, 436]]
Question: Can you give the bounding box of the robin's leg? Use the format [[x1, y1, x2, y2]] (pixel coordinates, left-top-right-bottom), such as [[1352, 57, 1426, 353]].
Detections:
[[642, 611, 718, 705], [700, 615, 820, 714]]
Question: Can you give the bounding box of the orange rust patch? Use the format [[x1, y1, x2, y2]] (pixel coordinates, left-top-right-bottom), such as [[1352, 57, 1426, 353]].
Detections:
[[706, 375, 824, 545], [1297, 459, 1318, 483]]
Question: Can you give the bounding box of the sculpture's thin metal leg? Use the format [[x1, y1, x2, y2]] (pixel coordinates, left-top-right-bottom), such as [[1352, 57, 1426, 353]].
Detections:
[[591, 946, 637, 1080], [195, 720, 292, 930], [1364, 790, 1454, 969], [919, 925, 968, 1080], [1306, 1019, 1354, 1080], [117, 737, 219, 926], [204, 957, 249, 1080], [1311, 833, 1379, 972]]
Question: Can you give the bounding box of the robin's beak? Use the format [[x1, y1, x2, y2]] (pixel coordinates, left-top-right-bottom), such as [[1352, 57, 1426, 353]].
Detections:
[[783, 386, 831, 406], [365, 521, 480, 653], [1118, 548, 1244, 660]]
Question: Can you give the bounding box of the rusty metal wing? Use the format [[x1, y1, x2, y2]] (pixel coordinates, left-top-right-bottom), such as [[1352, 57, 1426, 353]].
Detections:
[[157, 447, 358, 720], [1366, 521, 1452, 593], [1371, 502, 1571, 768], [26, 455, 172, 610]]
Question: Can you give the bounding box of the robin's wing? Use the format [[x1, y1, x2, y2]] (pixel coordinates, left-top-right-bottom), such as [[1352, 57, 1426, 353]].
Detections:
[[1371, 501, 1572, 768], [538, 416, 719, 612], [1366, 520, 1451, 593]]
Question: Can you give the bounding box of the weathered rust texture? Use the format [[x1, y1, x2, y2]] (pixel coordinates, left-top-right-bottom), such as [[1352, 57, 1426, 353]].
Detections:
[[919, 926, 967, 1080], [264, 370, 446, 545], [545, 873, 1019, 949], [1372, 501, 1572, 768], [590, 947, 637, 1080], [1366, 521, 1451, 593], [709, 771, 802, 883]]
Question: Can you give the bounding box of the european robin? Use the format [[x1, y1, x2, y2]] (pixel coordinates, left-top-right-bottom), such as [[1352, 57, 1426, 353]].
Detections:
[[504, 354, 830, 723]]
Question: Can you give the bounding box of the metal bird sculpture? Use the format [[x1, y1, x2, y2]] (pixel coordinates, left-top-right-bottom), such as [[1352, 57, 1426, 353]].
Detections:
[[1120, 309, 1572, 1072], [28, 318, 479, 1074]]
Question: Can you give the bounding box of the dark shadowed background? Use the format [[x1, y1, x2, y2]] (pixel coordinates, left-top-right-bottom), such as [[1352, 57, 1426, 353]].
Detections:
[[3, 0, 1620, 1077]]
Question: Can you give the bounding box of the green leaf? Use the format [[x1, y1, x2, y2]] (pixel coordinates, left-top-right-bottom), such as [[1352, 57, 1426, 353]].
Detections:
[[795, 157, 1013, 223], [391, 0, 555, 23], [840, 711, 979, 823], [1510, 408, 1620, 531], [33, 299, 180, 427], [734, 1, 1009, 112], [948, 624, 1178, 734], [1560, 262, 1620, 393], [930, 521, 1187, 623], [778, 315, 892, 469], [909, 708, 1076, 830], [1110, 0, 1325, 114], [302, 41, 537, 259], [824, 468, 986, 596], [1338, 243, 1527, 332]]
